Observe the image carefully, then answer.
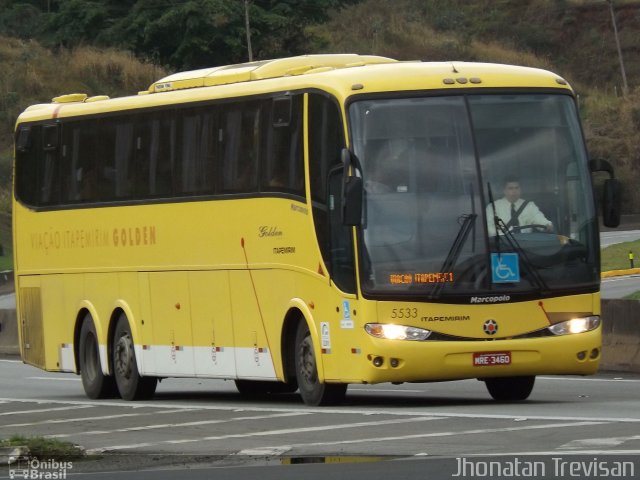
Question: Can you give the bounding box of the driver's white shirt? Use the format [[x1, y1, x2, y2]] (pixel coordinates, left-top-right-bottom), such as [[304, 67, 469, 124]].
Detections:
[[486, 198, 551, 236]]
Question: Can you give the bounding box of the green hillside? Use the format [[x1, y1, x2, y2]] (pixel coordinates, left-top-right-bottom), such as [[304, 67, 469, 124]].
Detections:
[[0, 37, 166, 211], [314, 0, 640, 212]]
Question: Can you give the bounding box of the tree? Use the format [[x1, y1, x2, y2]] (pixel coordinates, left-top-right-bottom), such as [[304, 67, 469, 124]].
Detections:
[[0, 0, 363, 69]]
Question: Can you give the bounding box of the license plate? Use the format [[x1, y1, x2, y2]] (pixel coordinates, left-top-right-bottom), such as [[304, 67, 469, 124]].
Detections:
[[473, 351, 512, 366]]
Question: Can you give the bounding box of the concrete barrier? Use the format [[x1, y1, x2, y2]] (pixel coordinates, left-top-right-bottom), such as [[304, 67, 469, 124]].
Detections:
[[0, 309, 18, 355], [601, 299, 640, 372]]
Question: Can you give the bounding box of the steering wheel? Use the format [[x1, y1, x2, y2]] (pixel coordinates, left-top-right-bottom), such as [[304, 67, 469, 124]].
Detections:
[[510, 224, 549, 233]]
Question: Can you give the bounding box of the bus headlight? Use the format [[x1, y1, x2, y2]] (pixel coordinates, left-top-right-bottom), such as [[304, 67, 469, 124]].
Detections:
[[547, 316, 600, 336], [365, 323, 432, 341]]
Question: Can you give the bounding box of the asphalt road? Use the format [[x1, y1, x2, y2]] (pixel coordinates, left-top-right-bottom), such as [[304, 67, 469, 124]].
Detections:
[[0, 357, 639, 479], [600, 230, 640, 248], [601, 274, 640, 299], [600, 230, 640, 298]]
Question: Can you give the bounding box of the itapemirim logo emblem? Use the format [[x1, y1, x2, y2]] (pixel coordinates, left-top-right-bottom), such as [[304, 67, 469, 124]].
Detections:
[[483, 319, 498, 335]]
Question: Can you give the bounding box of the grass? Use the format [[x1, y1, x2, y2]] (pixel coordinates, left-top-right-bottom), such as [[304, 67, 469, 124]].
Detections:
[[1, 435, 85, 460], [600, 239, 640, 271], [623, 290, 640, 300], [0, 211, 11, 271]]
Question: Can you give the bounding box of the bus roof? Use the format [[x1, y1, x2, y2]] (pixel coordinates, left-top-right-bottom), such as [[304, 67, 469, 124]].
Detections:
[[17, 54, 573, 123]]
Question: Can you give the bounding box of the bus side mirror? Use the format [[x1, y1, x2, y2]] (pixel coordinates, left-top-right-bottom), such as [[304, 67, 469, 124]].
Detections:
[[341, 148, 363, 226], [602, 178, 622, 228], [343, 176, 363, 226], [590, 158, 622, 228]]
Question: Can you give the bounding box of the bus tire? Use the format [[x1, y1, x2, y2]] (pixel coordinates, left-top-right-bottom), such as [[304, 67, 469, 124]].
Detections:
[[78, 315, 118, 399], [234, 379, 298, 396], [485, 376, 535, 402], [113, 314, 157, 401], [294, 321, 347, 406]]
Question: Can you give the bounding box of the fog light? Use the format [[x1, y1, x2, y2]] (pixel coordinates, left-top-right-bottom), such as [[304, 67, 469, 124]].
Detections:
[[590, 348, 600, 359], [576, 351, 587, 360], [372, 356, 384, 367], [390, 358, 399, 368]]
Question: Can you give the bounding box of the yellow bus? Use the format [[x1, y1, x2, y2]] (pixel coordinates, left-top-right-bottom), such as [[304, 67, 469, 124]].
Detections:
[[13, 54, 621, 405]]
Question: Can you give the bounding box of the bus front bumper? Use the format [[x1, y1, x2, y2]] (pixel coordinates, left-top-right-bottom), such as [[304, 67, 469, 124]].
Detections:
[[336, 327, 601, 384]]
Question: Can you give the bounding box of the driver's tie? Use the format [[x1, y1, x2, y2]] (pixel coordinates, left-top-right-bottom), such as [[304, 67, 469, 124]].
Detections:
[[510, 203, 519, 227]]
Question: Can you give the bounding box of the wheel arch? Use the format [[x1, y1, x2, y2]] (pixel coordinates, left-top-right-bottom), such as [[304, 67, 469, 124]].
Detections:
[[73, 302, 106, 375], [281, 299, 325, 383], [108, 301, 142, 376]]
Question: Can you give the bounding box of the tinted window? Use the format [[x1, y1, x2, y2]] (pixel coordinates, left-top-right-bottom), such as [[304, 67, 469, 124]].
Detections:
[[261, 95, 304, 196], [308, 93, 355, 293], [14, 93, 307, 208]]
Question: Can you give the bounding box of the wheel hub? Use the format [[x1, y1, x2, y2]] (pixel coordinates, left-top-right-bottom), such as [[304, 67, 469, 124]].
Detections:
[[299, 337, 317, 384], [115, 334, 134, 380]]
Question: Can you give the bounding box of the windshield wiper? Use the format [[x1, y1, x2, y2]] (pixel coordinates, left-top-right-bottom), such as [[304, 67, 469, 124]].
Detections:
[[429, 213, 477, 300], [487, 182, 549, 295]]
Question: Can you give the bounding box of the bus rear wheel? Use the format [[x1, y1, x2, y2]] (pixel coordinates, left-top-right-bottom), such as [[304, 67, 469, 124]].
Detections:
[[484, 376, 535, 402], [78, 315, 118, 399], [113, 315, 157, 401], [294, 321, 347, 406]]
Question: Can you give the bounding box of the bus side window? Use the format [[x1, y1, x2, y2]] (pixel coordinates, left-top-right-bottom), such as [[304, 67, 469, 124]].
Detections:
[[40, 124, 61, 205], [221, 102, 261, 194], [15, 125, 40, 206], [183, 107, 219, 196], [308, 92, 356, 293], [261, 94, 304, 197]]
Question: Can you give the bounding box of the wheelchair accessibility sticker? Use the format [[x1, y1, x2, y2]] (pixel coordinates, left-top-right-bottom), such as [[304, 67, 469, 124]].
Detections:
[[491, 253, 520, 283]]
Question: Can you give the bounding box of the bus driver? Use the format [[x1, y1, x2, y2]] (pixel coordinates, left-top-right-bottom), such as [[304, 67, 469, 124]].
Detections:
[[486, 175, 553, 236]]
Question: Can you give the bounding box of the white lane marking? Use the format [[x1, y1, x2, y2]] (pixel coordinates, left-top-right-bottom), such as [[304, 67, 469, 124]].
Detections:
[[0, 359, 22, 363], [47, 412, 311, 439], [602, 275, 640, 283], [1, 408, 194, 428], [539, 376, 640, 383], [559, 435, 640, 450], [2, 397, 640, 423], [412, 449, 640, 457], [199, 416, 441, 441], [236, 446, 292, 456], [0, 405, 93, 416], [95, 416, 441, 451], [553, 450, 640, 455], [27, 376, 80, 382], [351, 376, 640, 391], [88, 442, 155, 453], [263, 421, 607, 451]]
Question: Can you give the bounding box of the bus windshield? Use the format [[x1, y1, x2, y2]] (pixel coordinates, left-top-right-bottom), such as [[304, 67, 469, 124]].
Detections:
[[349, 93, 598, 301]]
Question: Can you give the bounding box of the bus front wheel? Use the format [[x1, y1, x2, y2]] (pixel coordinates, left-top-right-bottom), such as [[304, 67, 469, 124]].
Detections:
[[484, 376, 535, 401], [112, 315, 157, 401], [294, 321, 347, 406], [78, 315, 118, 399]]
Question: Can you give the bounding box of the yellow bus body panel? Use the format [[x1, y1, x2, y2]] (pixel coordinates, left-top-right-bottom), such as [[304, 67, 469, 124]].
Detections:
[[13, 56, 596, 388]]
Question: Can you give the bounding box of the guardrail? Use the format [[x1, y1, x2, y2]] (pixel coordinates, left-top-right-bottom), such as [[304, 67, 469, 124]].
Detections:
[[600, 299, 640, 372]]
